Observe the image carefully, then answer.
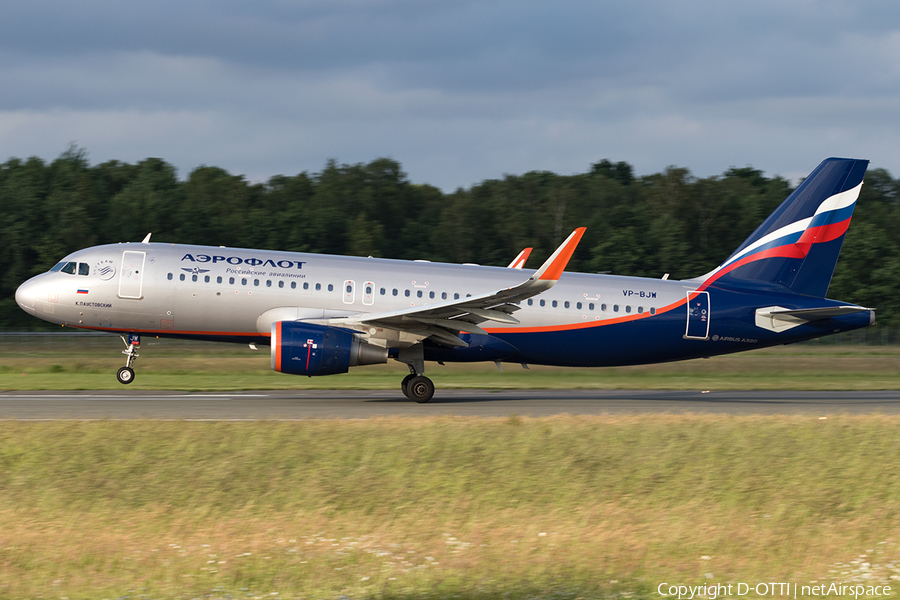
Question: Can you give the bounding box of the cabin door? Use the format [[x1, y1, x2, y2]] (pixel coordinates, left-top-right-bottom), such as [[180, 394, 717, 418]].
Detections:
[[684, 291, 710, 340]]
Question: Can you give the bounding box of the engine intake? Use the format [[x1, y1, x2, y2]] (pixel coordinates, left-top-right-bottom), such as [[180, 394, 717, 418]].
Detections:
[[271, 321, 388, 376]]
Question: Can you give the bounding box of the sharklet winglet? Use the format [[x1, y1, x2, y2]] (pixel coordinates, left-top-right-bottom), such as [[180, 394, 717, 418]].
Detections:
[[533, 227, 586, 282]]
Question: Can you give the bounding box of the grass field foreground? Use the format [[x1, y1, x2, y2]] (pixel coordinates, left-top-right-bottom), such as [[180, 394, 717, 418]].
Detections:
[[1, 415, 900, 599]]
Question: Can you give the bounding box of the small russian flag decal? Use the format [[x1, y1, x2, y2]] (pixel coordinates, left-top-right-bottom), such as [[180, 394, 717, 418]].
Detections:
[[77, 289, 89, 294]]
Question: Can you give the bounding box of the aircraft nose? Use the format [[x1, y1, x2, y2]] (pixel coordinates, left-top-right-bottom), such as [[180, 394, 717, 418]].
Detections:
[[15, 277, 38, 312]]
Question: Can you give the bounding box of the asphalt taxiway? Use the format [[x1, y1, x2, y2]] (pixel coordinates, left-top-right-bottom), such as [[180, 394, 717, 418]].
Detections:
[[1, 389, 899, 419]]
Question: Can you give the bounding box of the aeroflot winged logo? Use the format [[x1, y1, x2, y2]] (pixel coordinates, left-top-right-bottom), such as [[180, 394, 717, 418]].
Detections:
[[181, 254, 306, 269]]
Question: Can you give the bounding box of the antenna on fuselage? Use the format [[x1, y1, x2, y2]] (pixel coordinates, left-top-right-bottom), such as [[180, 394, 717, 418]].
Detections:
[[141, 233, 152, 244]]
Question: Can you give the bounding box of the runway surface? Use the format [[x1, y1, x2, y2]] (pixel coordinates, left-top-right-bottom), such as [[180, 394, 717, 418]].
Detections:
[[1, 389, 899, 419]]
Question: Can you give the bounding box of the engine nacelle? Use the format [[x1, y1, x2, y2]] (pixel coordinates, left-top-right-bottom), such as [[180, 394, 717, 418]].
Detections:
[[271, 321, 388, 376]]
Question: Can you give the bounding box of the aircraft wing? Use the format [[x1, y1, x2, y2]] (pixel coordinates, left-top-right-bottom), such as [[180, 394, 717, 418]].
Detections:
[[316, 228, 585, 347]]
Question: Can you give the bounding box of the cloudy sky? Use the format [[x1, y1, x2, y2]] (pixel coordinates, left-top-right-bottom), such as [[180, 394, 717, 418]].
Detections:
[[2, 0, 900, 190]]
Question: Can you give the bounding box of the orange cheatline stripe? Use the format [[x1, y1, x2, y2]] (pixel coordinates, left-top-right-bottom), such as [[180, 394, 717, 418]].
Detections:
[[539, 227, 586, 281]]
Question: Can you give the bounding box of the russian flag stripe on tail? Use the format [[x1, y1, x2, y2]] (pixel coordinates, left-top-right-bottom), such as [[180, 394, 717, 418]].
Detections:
[[698, 157, 868, 298]]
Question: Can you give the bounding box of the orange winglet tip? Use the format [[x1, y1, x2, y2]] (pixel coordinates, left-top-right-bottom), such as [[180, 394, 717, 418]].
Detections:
[[538, 227, 586, 281], [508, 248, 534, 269]]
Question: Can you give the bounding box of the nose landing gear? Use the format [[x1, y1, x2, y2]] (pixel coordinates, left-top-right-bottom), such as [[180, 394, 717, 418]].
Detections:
[[117, 333, 140, 384]]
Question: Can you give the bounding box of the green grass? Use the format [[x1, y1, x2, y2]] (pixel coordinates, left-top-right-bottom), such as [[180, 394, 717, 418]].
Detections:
[[1, 337, 899, 390], [1, 416, 900, 598]]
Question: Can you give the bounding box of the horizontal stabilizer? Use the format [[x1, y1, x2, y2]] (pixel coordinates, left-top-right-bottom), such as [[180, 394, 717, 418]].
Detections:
[[755, 305, 873, 333], [768, 306, 873, 320]]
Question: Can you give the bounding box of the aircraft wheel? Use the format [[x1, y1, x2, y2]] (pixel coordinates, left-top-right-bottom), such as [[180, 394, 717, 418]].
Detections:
[[400, 374, 414, 398], [117, 366, 135, 385], [407, 375, 434, 403]]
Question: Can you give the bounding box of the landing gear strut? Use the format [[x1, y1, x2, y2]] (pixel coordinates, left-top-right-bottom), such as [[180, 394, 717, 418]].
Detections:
[[398, 344, 435, 403], [117, 333, 140, 385]]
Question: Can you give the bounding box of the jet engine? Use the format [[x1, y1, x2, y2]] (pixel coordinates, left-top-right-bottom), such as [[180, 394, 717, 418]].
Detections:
[[271, 321, 388, 376]]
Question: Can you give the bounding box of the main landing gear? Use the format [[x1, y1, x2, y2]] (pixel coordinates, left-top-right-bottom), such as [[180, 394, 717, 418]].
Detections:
[[398, 344, 435, 403], [117, 333, 140, 385], [401, 371, 435, 403]]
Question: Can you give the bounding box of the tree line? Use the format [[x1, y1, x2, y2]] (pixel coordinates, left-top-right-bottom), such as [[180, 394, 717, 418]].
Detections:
[[2, 146, 899, 329]]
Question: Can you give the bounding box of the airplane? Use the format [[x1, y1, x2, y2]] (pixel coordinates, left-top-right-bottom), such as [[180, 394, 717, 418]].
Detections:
[[15, 157, 874, 403]]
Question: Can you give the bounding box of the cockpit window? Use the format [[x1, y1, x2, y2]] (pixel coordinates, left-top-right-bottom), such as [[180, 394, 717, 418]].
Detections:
[[60, 262, 77, 275], [49, 262, 66, 272], [78, 263, 90, 276]]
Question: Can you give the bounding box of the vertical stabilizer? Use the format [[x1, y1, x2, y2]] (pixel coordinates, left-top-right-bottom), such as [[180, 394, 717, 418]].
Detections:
[[700, 157, 868, 297]]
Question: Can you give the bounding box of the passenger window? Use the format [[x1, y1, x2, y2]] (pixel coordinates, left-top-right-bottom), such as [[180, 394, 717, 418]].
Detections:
[[540, 299, 545, 307], [78, 263, 90, 276], [405, 290, 410, 297], [564, 301, 570, 309], [429, 291, 435, 299], [613, 305, 619, 312], [167, 273, 173, 281], [552, 300, 558, 308], [327, 284, 334, 292], [204, 275, 210, 283], [217, 276, 222, 284], [229, 277, 235, 285], [180, 273, 186, 281], [638, 306, 643, 314], [417, 290, 423, 298], [625, 305, 632, 313], [576, 302, 582, 310], [291, 282, 296, 289], [278, 281, 284, 288], [392, 289, 398, 296], [454, 293, 460, 300], [303, 282, 309, 290], [442, 292, 447, 300], [241, 278, 247, 285], [650, 307, 656, 315], [527, 299, 533, 306], [266, 280, 272, 288], [601, 303, 607, 311], [315, 283, 321, 291], [61, 262, 77, 275]]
